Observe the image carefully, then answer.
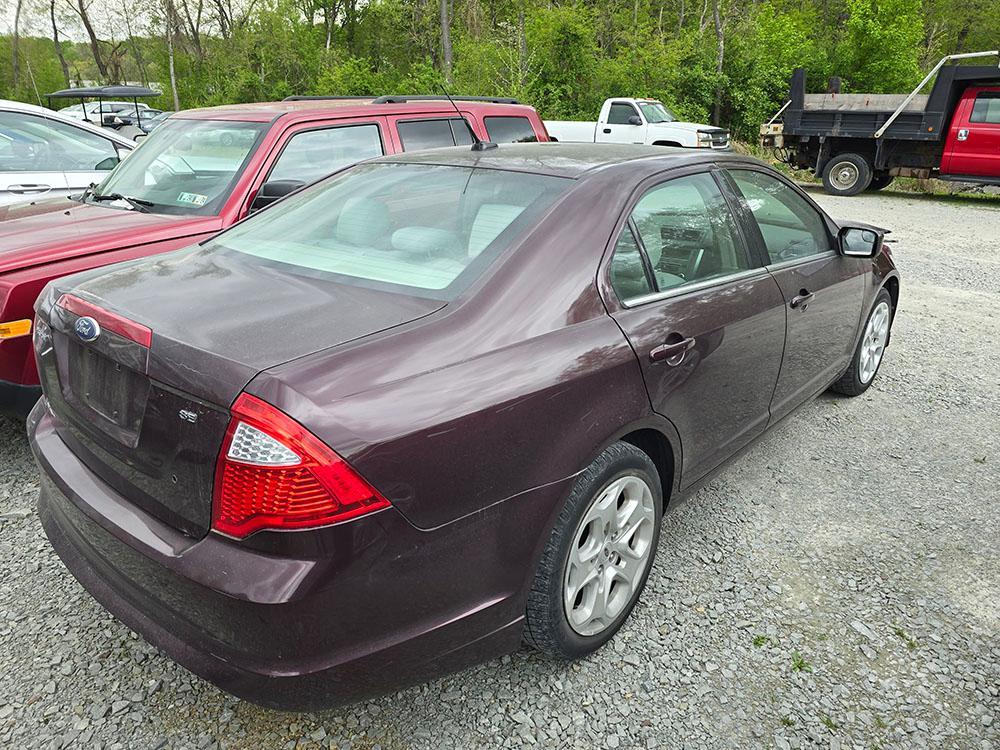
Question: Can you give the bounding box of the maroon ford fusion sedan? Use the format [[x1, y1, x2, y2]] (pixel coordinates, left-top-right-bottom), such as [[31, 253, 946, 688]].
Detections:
[[28, 143, 899, 710]]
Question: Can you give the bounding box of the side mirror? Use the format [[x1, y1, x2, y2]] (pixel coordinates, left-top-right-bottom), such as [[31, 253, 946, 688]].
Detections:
[[250, 179, 305, 212], [94, 156, 120, 171], [627, 115, 643, 126], [839, 226, 882, 257]]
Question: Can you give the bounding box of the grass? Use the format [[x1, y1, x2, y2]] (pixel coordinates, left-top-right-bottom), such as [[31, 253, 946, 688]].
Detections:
[[752, 634, 771, 648], [780, 716, 796, 727], [790, 651, 812, 673], [893, 626, 920, 651], [820, 715, 839, 731]]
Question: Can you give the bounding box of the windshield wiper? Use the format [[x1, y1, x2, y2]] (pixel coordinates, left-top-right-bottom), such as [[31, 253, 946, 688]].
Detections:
[[91, 192, 154, 213]]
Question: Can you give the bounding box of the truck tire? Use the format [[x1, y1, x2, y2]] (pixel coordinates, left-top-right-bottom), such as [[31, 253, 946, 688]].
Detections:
[[822, 153, 872, 196], [868, 172, 894, 191]]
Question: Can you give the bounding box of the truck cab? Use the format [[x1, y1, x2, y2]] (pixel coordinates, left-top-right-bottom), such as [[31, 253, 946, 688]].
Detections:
[[942, 86, 1000, 179], [545, 98, 729, 149], [599, 98, 729, 148]]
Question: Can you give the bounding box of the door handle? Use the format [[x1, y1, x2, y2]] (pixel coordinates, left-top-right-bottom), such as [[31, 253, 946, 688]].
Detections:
[[790, 289, 815, 309], [649, 336, 696, 365], [8, 184, 51, 195], [957, 128, 969, 141], [602, 128, 612, 134]]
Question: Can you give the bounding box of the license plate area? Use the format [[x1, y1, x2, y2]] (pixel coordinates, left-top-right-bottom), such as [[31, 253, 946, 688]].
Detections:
[[49, 303, 152, 448], [66, 340, 149, 435]]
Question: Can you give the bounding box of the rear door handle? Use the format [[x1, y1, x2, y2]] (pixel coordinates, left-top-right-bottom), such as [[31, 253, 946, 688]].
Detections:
[[649, 336, 696, 365], [790, 290, 815, 309], [602, 128, 612, 134], [957, 128, 969, 141], [8, 184, 51, 195]]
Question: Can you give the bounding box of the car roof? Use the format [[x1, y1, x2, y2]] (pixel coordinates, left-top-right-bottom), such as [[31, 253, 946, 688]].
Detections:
[[0, 98, 137, 146], [370, 142, 759, 179], [172, 99, 541, 123]]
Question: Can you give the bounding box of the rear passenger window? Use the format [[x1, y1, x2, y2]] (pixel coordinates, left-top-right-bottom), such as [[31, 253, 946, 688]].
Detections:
[[269, 124, 383, 184], [970, 93, 1000, 124], [398, 118, 474, 150], [728, 170, 831, 263], [484, 116, 538, 143]]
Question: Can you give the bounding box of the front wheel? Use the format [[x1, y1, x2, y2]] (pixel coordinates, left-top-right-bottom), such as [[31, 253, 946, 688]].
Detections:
[[524, 442, 662, 659], [822, 153, 873, 196], [830, 288, 893, 396]]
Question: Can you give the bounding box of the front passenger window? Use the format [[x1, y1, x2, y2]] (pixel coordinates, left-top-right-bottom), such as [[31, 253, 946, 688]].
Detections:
[[728, 170, 831, 263], [269, 124, 383, 184], [607, 104, 640, 125], [0, 111, 117, 172], [609, 172, 749, 303]]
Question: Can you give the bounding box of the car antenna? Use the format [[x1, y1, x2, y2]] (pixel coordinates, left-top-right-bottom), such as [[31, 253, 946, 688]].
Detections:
[[440, 85, 497, 152]]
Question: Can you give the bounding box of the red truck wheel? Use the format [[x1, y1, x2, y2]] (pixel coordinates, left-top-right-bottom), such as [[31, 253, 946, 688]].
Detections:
[[822, 153, 872, 196]]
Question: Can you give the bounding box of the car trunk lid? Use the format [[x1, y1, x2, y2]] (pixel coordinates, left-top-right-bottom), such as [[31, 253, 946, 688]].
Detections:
[[40, 246, 444, 538]]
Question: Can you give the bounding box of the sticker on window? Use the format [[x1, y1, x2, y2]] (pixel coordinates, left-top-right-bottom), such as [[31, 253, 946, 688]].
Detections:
[[177, 192, 208, 206]]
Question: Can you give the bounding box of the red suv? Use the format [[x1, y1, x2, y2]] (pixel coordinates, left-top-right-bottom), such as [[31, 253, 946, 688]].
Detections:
[[0, 96, 550, 415]]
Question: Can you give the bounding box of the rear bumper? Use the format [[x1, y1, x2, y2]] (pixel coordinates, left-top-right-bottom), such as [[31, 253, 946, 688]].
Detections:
[[30, 401, 559, 710], [0, 379, 40, 418]]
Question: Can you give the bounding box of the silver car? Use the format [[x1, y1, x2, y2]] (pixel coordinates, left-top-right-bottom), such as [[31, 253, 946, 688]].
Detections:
[[0, 99, 136, 206]]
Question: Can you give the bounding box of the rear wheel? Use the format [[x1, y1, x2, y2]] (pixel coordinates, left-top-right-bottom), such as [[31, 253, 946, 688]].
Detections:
[[830, 288, 893, 396], [822, 153, 872, 196], [869, 172, 894, 191], [524, 442, 662, 659]]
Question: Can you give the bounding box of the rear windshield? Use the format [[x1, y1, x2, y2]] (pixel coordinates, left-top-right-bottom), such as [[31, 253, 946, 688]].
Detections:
[[210, 162, 571, 300]]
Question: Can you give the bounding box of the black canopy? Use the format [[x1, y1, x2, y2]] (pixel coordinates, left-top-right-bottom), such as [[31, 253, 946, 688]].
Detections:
[[47, 85, 159, 99], [46, 86, 161, 127]]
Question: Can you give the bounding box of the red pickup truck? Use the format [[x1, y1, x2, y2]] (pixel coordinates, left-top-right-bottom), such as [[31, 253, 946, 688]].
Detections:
[[0, 96, 550, 415]]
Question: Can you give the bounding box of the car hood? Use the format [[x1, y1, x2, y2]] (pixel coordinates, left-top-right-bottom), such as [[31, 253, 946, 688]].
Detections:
[[0, 197, 220, 274], [649, 121, 727, 133]]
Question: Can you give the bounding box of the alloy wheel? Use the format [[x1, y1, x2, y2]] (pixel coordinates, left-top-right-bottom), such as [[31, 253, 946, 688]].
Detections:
[[859, 301, 891, 384], [563, 474, 656, 636]]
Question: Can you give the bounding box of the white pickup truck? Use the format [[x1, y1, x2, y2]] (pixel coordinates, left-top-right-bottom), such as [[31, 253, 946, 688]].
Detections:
[[545, 98, 730, 150]]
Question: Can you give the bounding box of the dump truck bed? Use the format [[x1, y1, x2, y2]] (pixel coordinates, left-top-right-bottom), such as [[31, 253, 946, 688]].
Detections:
[[783, 64, 1000, 142]]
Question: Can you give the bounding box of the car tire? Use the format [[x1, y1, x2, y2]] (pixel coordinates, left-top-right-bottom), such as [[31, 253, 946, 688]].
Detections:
[[822, 153, 873, 196], [524, 441, 662, 659], [868, 172, 894, 191], [830, 288, 893, 397]]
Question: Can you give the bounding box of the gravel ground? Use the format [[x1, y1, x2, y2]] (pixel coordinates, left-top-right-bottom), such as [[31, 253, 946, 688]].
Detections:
[[1, 188, 998, 750]]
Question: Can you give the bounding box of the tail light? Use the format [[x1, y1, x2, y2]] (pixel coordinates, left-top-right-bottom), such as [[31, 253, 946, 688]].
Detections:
[[212, 393, 390, 538]]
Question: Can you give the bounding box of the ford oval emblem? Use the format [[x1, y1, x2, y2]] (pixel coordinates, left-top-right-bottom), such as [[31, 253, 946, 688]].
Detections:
[[74, 316, 101, 343]]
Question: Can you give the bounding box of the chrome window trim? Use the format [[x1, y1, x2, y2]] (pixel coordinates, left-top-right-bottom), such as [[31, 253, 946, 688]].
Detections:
[[764, 249, 838, 273], [620, 267, 769, 309]]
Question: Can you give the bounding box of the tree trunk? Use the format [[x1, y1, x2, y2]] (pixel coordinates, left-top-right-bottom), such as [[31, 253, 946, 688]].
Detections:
[[50, 0, 71, 86], [711, 0, 724, 126], [74, 0, 110, 79], [165, 0, 181, 110], [439, 0, 452, 83], [518, 7, 527, 86], [12, 0, 23, 89], [181, 0, 205, 59]]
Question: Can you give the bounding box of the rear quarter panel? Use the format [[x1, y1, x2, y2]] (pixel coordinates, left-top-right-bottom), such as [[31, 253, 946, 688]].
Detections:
[[250, 313, 650, 530]]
